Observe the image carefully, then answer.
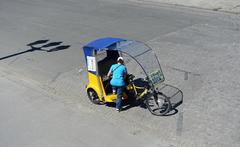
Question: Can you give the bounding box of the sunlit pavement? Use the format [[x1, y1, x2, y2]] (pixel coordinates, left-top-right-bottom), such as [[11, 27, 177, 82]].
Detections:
[[0, 0, 240, 146]]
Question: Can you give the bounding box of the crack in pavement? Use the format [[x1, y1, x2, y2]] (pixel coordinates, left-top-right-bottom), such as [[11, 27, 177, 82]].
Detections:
[[50, 72, 62, 83]]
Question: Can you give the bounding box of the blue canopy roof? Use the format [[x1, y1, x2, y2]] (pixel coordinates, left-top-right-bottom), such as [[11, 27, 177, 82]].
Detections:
[[84, 37, 125, 50]]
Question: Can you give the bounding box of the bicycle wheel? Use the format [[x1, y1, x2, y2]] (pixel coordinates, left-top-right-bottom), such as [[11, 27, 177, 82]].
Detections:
[[145, 92, 171, 116], [87, 89, 104, 105]]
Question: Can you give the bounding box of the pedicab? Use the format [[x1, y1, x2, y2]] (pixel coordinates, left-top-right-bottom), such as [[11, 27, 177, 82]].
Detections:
[[83, 37, 171, 116]]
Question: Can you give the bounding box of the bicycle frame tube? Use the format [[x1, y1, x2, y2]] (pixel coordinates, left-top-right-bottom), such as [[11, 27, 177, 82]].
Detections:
[[131, 83, 147, 98]]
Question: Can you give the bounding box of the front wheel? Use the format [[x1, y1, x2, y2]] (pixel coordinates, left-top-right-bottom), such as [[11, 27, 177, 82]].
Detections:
[[145, 92, 171, 116]]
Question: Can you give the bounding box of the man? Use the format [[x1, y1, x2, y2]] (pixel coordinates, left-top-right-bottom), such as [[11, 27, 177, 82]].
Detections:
[[107, 57, 127, 112]]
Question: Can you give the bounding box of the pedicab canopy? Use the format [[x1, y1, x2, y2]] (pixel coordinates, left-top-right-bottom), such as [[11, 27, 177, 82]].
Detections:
[[83, 37, 165, 85]]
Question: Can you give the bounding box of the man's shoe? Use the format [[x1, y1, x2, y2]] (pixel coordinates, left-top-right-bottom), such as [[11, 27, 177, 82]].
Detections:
[[116, 108, 120, 112]]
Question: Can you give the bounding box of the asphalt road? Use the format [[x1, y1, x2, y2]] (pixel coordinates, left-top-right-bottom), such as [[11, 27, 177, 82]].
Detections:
[[0, 0, 240, 147]]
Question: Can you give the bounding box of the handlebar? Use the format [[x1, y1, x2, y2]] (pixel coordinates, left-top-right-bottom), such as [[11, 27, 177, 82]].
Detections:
[[127, 74, 135, 81]]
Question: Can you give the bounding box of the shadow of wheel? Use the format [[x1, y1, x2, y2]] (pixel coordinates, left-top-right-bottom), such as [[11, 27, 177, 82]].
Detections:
[[145, 92, 171, 116], [87, 89, 105, 105]]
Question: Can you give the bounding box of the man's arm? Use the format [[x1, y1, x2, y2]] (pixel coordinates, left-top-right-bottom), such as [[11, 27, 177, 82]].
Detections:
[[107, 70, 111, 79], [124, 67, 128, 79], [107, 66, 113, 79]]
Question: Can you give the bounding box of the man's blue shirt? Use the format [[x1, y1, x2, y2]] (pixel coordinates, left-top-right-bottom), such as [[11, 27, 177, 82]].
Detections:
[[110, 64, 127, 87]]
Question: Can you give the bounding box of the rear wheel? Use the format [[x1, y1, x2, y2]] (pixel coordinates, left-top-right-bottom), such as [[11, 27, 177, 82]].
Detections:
[[145, 92, 171, 116], [87, 89, 104, 105]]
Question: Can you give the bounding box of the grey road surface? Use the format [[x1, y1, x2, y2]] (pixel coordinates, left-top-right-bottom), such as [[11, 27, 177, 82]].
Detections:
[[0, 65, 163, 147], [0, 0, 240, 147]]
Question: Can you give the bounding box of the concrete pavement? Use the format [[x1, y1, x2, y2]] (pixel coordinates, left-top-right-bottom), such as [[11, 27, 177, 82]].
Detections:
[[0, 65, 168, 147], [0, 0, 240, 146]]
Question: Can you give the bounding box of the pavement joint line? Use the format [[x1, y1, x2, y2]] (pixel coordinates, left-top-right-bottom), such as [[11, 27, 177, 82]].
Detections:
[[167, 65, 201, 77], [176, 107, 184, 136]]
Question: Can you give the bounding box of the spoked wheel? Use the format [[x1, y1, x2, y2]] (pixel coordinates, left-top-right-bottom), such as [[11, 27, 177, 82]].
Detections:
[[145, 92, 171, 116], [87, 89, 104, 105]]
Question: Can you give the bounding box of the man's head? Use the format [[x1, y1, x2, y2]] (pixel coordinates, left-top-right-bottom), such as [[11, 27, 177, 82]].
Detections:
[[117, 56, 124, 64]]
